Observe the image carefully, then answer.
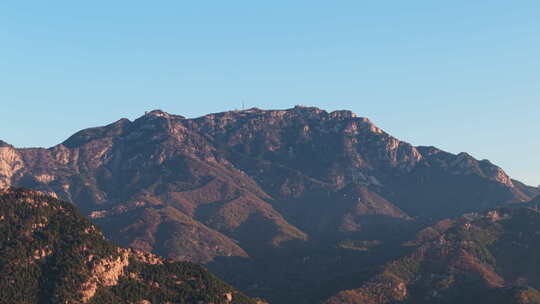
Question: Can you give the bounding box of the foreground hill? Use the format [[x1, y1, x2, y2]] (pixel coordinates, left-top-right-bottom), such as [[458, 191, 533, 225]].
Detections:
[[0, 106, 537, 302], [325, 203, 540, 304], [0, 188, 258, 304]]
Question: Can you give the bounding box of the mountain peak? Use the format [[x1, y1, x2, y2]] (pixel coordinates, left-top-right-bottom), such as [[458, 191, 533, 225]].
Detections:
[[61, 118, 132, 148], [141, 109, 186, 121], [145, 109, 170, 117]]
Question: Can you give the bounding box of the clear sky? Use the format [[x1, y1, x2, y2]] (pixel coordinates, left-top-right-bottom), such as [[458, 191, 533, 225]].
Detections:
[[1, 1, 539, 186]]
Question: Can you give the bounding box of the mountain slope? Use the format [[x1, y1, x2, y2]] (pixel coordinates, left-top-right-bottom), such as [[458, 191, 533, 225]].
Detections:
[[0, 188, 258, 304], [325, 205, 540, 304], [1, 110, 308, 263], [0, 106, 536, 302]]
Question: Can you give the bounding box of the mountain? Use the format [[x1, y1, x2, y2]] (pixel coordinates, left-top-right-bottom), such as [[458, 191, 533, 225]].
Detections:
[[0, 106, 537, 302], [325, 204, 540, 304], [512, 179, 540, 200], [0, 188, 259, 304]]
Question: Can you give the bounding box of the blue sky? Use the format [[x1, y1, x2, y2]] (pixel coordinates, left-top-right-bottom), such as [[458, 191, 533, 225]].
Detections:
[[1, 1, 539, 185]]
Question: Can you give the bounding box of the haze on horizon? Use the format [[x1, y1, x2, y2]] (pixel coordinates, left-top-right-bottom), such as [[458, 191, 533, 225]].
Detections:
[[1, 1, 538, 185]]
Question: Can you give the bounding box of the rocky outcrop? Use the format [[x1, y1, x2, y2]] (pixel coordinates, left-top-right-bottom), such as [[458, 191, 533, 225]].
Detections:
[[81, 249, 131, 302], [0, 145, 23, 188], [0, 188, 258, 304]]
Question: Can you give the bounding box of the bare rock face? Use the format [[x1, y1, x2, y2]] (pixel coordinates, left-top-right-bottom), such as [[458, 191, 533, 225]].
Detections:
[[0, 145, 23, 188], [80, 249, 131, 302]]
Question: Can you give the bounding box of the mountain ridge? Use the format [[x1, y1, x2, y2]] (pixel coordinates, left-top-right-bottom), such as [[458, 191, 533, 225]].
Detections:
[[1, 106, 538, 302]]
